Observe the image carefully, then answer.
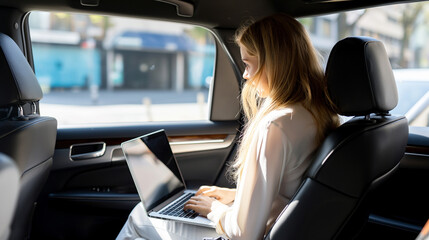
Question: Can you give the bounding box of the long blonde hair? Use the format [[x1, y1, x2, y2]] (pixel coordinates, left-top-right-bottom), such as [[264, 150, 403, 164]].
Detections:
[[231, 14, 339, 181]]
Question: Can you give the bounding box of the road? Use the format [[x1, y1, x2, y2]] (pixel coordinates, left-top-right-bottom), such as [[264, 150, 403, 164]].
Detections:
[[41, 89, 210, 106], [40, 89, 210, 126]]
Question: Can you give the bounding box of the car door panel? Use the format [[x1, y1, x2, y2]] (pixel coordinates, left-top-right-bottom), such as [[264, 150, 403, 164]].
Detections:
[[358, 126, 429, 239], [31, 120, 239, 240]]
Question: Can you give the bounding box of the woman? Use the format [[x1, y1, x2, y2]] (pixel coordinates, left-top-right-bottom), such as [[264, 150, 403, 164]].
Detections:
[[117, 13, 339, 240]]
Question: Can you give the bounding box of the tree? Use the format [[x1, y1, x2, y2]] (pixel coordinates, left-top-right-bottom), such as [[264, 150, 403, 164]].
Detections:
[[399, 3, 424, 68], [337, 10, 367, 40]]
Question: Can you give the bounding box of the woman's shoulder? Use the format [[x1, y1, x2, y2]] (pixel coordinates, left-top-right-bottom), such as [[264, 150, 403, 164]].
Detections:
[[265, 107, 294, 123], [266, 104, 311, 122], [263, 104, 316, 133]]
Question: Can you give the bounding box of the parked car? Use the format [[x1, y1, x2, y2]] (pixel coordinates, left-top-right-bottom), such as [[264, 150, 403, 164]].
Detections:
[[0, 0, 428, 240], [393, 68, 429, 126]]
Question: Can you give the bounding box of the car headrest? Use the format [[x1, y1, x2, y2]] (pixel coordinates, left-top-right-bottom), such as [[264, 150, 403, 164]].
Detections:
[[0, 33, 43, 108], [325, 37, 398, 116]]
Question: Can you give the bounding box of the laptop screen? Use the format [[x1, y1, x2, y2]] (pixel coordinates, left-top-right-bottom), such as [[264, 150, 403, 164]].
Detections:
[[121, 129, 185, 210]]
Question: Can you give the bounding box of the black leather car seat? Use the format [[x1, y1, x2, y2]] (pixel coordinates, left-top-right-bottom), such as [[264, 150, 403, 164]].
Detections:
[[265, 37, 409, 240], [0, 153, 19, 240], [0, 33, 57, 240]]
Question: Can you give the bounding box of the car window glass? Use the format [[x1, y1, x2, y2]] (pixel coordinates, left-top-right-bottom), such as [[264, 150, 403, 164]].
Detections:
[[28, 11, 215, 127], [300, 2, 429, 127]]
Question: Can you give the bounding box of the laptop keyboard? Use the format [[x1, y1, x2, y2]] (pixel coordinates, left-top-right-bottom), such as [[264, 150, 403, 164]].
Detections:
[[159, 192, 199, 219]]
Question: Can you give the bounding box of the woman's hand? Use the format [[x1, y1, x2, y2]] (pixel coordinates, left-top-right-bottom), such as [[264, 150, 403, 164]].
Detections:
[[195, 186, 236, 205], [183, 186, 236, 217], [183, 195, 216, 217]]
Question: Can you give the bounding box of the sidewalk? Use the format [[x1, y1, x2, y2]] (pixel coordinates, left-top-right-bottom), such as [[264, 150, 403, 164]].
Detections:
[[40, 89, 210, 126], [41, 102, 208, 126], [42, 89, 209, 105]]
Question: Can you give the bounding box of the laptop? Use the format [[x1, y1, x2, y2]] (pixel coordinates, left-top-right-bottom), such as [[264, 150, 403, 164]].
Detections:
[[121, 129, 215, 228]]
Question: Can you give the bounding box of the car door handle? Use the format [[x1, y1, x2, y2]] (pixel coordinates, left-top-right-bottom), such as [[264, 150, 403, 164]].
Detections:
[[70, 142, 106, 161]]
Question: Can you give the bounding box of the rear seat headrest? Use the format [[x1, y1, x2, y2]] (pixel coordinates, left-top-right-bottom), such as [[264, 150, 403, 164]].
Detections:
[[325, 36, 398, 116]]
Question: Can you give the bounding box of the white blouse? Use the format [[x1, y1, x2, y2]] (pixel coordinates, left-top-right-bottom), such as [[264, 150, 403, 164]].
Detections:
[[207, 104, 318, 240]]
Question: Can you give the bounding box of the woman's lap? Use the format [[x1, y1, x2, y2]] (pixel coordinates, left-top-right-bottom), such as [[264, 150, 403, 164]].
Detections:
[[116, 202, 221, 240]]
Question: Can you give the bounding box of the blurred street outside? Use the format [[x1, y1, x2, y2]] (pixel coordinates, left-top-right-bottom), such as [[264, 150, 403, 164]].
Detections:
[[40, 89, 209, 126]]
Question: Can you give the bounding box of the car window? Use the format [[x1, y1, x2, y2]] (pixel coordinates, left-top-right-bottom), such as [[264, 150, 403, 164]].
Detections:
[[300, 2, 429, 127], [28, 11, 215, 127]]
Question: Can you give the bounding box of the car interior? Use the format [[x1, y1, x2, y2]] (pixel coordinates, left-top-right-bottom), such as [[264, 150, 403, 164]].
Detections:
[[0, 0, 428, 240], [0, 32, 58, 240], [0, 153, 19, 240], [267, 36, 410, 239]]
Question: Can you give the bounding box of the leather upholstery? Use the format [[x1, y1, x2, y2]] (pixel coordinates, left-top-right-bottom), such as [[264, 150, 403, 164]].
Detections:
[[306, 115, 407, 198], [0, 33, 43, 107], [266, 37, 408, 240], [0, 153, 19, 240], [326, 37, 398, 116], [0, 33, 57, 240]]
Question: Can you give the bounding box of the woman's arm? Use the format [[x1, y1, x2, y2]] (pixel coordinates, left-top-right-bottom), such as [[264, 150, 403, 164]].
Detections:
[[207, 122, 288, 239]]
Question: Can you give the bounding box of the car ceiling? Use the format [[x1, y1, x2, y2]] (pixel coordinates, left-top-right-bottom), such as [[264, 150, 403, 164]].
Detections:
[[0, 0, 413, 29]]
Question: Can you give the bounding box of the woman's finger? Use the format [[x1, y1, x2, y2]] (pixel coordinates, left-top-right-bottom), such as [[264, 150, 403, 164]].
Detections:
[[184, 199, 198, 205], [184, 203, 203, 212], [203, 192, 220, 200], [196, 186, 212, 195], [201, 189, 216, 196], [183, 203, 197, 211], [184, 203, 210, 217], [190, 195, 203, 201]]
